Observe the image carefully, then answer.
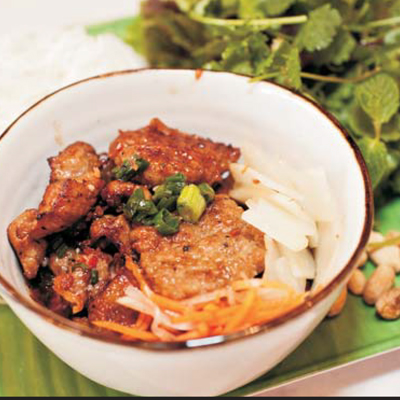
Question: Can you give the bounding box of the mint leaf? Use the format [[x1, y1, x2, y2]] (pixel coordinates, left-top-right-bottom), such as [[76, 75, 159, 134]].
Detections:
[[296, 4, 342, 52], [355, 74, 400, 128], [357, 137, 389, 189], [349, 105, 400, 143]]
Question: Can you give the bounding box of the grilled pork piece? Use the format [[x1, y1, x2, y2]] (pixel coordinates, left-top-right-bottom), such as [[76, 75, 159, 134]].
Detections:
[[8, 142, 103, 278], [109, 118, 240, 187], [133, 195, 266, 300]]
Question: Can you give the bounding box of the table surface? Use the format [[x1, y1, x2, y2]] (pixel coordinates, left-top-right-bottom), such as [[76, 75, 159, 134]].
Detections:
[[1, 0, 399, 396]]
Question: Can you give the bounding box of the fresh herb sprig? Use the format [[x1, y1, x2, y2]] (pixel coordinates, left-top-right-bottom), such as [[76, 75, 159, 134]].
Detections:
[[131, 0, 400, 203]]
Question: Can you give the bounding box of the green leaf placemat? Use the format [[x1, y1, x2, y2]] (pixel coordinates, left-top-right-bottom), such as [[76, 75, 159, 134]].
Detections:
[[1, 199, 400, 397]]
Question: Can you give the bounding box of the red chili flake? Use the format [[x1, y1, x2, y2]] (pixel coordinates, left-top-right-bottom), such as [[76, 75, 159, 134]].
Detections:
[[230, 228, 241, 237], [252, 179, 261, 185], [88, 256, 98, 268], [195, 69, 204, 80]]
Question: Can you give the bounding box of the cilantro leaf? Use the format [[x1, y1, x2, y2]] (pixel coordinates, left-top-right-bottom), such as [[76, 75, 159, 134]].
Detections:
[[239, 0, 296, 18], [209, 32, 271, 75], [296, 4, 342, 52], [355, 74, 399, 130], [357, 137, 389, 189], [269, 41, 302, 89], [314, 29, 356, 65]]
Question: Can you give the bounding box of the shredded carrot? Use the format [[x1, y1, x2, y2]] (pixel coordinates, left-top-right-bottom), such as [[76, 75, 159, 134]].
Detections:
[[134, 313, 153, 330], [225, 289, 257, 332], [175, 330, 203, 341], [125, 257, 148, 290], [92, 320, 159, 341], [105, 257, 307, 343], [149, 292, 190, 314]]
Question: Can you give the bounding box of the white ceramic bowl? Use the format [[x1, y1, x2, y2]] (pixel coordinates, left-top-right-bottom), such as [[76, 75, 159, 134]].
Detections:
[[0, 69, 372, 396]]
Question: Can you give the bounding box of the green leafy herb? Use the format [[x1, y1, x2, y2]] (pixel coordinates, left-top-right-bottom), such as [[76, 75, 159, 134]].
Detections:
[[357, 137, 389, 189], [92, 0, 400, 203], [296, 4, 342, 52], [355, 74, 400, 140], [239, 0, 296, 18], [314, 30, 357, 66], [153, 209, 181, 235]]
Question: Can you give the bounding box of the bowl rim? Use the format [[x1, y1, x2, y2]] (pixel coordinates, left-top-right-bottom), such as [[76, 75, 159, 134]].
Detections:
[[0, 68, 374, 351]]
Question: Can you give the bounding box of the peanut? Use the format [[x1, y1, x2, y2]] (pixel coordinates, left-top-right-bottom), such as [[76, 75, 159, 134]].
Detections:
[[348, 269, 367, 295], [363, 264, 395, 306], [328, 287, 347, 317], [368, 230, 400, 273], [376, 288, 400, 320], [369, 246, 400, 273]]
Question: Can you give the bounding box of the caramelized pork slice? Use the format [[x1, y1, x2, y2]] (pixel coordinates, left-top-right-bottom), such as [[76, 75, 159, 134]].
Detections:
[[32, 179, 103, 239], [32, 142, 104, 239], [136, 195, 266, 300], [7, 209, 47, 279], [8, 142, 104, 278], [53, 268, 91, 314], [109, 118, 240, 187], [49, 142, 102, 182], [88, 268, 138, 326], [90, 215, 131, 254]]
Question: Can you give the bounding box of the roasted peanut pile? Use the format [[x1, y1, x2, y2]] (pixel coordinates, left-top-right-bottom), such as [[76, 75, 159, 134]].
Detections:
[[329, 231, 400, 320]]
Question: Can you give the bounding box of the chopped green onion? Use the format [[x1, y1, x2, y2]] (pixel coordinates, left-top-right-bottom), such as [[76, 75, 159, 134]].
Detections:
[[56, 243, 69, 259], [157, 195, 178, 211], [153, 173, 187, 208], [153, 209, 180, 235], [112, 160, 134, 181], [90, 269, 99, 285], [112, 155, 149, 181], [165, 173, 186, 184], [177, 184, 206, 223], [134, 156, 150, 174], [124, 188, 158, 221], [51, 236, 69, 259], [198, 183, 215, 204]]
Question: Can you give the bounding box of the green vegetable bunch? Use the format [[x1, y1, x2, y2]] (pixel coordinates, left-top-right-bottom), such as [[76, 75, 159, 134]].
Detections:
[[128, 0, 400, 204]]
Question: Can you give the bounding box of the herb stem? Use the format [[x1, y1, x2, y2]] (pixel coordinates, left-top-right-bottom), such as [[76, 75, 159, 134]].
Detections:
[[249, 72, 280, 83], [374, 121, 382, 143], [368, 235, 400, 252], [349, 16, 400, 32], [251, 68, 380, 85], [300, 68, 380, 84], [189, 14, 308, 28]]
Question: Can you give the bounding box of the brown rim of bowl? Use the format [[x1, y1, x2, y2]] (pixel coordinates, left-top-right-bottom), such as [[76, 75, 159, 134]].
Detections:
[[0, 68, 374, 351]]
